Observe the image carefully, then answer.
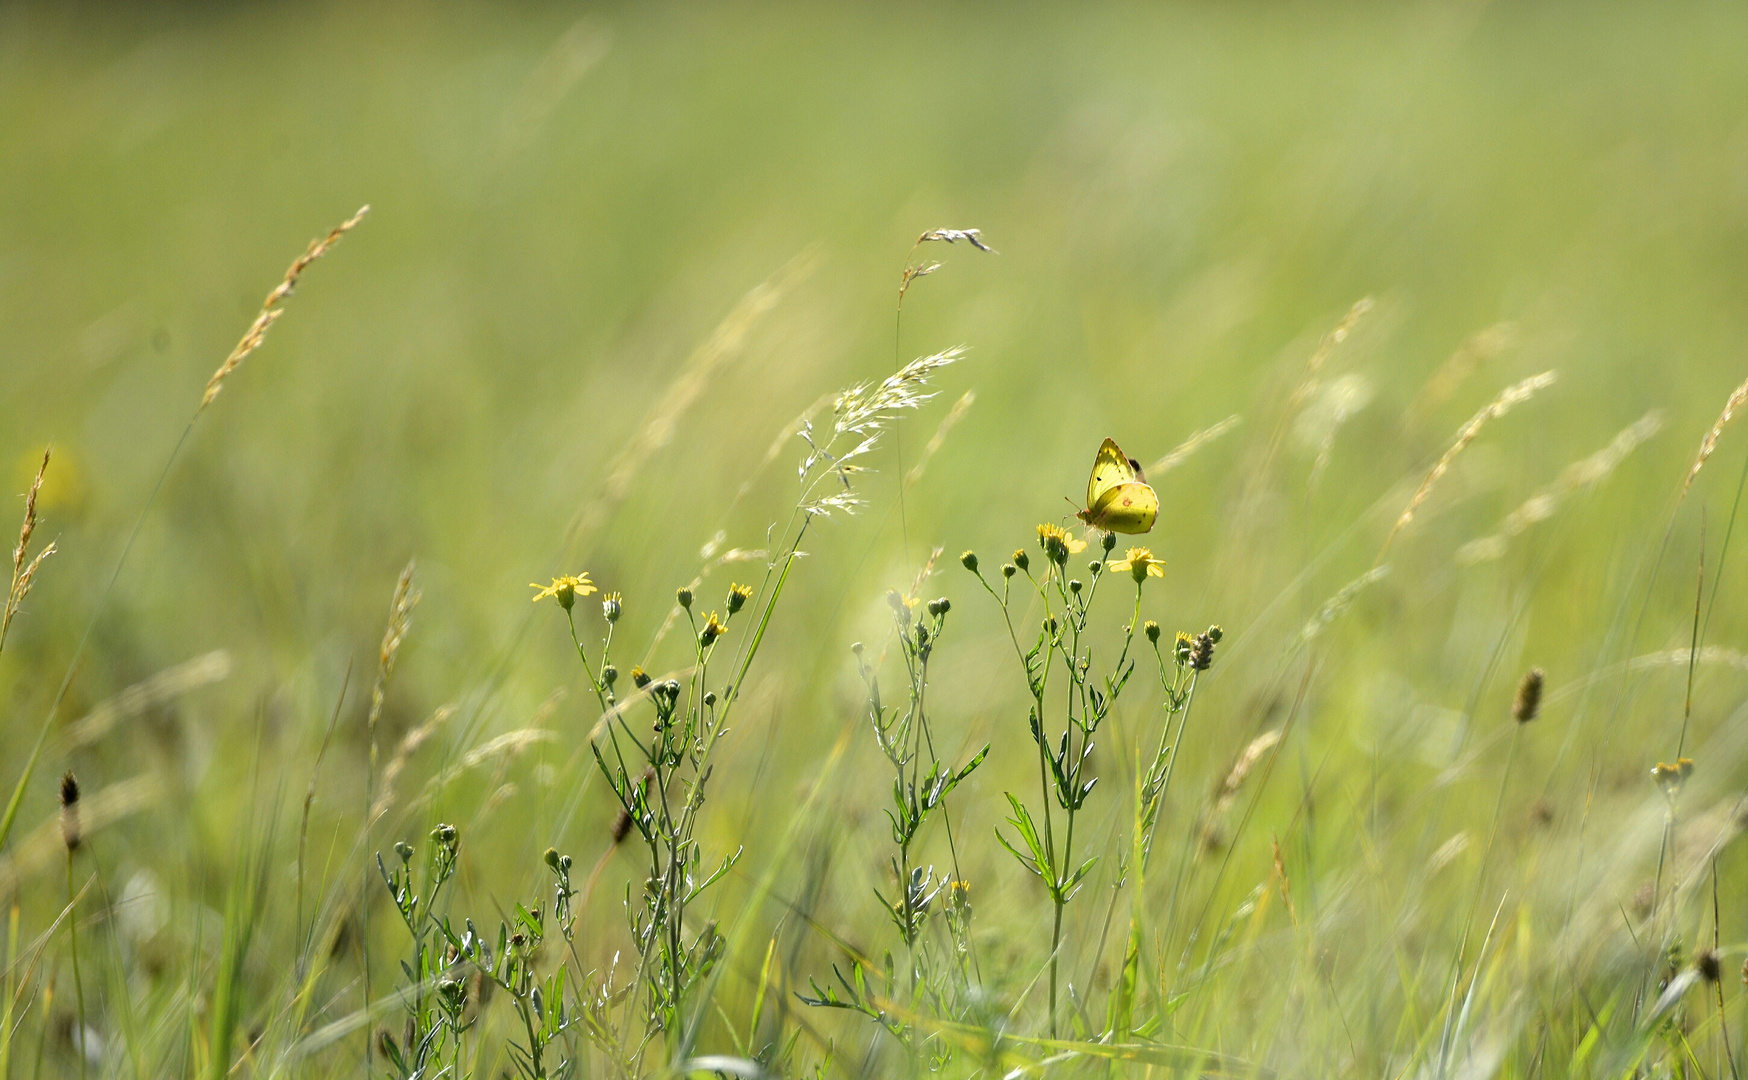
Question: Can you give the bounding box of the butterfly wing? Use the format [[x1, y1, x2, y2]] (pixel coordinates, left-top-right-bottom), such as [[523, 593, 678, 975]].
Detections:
[[1087, 438, 1141, 508], [1087, 481, 1159, 534]]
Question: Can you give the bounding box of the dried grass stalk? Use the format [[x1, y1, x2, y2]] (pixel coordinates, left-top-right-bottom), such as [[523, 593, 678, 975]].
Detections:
[[1147, 415, 1242, 476], [1457, 410, 1662, 564], [1384, 370, 1558, 554], [1287, 297, 1374, 414], [367, 560, 421, 768], [1684, 373, 1748, 499], [201, 206, 369, 410], [904, 389, 976, 488], [2, 448, 55, 650]]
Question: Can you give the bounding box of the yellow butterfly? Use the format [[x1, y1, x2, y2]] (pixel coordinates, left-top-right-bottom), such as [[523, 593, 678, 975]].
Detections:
[[1075, 438, 1158, 534]]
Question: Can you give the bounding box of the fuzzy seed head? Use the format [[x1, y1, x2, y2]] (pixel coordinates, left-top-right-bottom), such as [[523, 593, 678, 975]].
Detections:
[[1513, 667, 1544, 722]]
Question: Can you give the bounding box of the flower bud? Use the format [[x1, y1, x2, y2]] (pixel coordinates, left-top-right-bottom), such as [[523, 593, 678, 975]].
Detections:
[[1013, 549, 1029, 573], [1001, 563, 1017, 579], [601, 592, 622, 623], [544, 847, 562, 870], [631, 666, 651, 689], [1144, 621, 1160, 644], [676, 586, 693, 609], [960, 550, 978, 573], [726, 583, 752, 615]]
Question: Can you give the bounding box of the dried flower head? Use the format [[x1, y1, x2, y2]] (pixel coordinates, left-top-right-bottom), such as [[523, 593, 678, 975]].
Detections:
[[1188, 630, 1217, 671], [531, 573, 595, 610], [1037, 523, 1087, 565], [1110, 547, 1166, 584], [1513, 667, 1544, 723]]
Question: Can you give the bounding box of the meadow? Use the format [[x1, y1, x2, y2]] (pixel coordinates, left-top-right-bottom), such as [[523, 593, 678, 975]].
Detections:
[[5, 1, 1748, 1075]]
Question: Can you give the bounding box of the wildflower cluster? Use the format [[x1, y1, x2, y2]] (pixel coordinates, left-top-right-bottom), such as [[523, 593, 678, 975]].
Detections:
[[799, 589, 987, 1058]]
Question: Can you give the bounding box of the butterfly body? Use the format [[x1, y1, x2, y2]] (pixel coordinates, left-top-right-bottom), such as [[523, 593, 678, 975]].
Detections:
[[1076, 438, 1159, 534]]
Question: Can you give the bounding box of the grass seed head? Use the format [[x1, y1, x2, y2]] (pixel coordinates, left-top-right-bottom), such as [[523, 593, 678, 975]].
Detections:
[[1513, 667, 1545, 722], [59, 769, 81, 851]]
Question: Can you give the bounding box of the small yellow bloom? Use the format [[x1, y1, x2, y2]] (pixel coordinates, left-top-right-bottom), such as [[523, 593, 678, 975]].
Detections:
[[699, 611, 729, 648], [530, 573, 596, 610], [1037, 523, 1087, 565], [1652, 757, 1695, 796], [1108, 547, 1165, 583]]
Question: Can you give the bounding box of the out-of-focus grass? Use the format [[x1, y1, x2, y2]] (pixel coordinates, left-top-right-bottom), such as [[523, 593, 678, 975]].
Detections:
[[4, 0, 1748, 1075]]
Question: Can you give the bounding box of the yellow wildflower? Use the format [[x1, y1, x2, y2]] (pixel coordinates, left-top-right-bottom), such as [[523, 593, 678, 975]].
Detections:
[[1037, 523, 1087, 565], [530, 573, 596, 610], [1108, 547, 1165, 583]]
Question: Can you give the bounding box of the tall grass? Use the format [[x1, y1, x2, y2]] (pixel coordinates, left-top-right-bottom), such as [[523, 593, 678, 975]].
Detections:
[[9, 7, 1748, 1076]]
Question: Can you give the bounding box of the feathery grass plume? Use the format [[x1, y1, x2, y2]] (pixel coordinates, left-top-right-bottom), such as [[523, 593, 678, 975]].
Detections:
[[903, 389, 976, 488], [1683, 373, 1748, 499], [200, 206, 368, 410], [370, 705, 455, 823], [1286, 296, 1373, 415], [566, 251, 816, 548], [916, 227, 993, 252], [896, 260, 941, 306], [1457, 410, 1663, 564], [55, 650, 231, 753], [1300, 565, 1390, 643], [1512, 668, 1545, 722], [1407, 321, 1518, 426], [1382, 370, 1558, 556], [1146, 415, 1241, 476], [798, 346, 964, 516], [1545, 645, 1748, 706], [1200, 730, 1283, 850], [1, 447, 54, 652], [367, 560, 421, 770], [1300, 374, 1375, 491]]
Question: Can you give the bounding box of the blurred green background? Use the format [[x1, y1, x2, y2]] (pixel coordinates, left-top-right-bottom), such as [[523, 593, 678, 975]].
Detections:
[[6, 0, 1748, 1072]]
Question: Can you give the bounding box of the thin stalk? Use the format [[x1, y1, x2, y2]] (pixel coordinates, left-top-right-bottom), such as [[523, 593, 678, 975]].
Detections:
[[65, 852, 84, 1080]]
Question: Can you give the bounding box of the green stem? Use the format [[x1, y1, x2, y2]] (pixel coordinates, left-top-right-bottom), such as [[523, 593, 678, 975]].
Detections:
[[66, 851, 84, 1080]]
